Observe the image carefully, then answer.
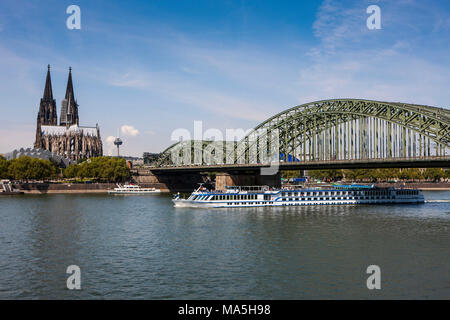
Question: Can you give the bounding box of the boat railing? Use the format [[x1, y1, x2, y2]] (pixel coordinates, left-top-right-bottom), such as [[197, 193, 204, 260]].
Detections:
[[225, 185, 270, 192], [1, 180, 12, 192]]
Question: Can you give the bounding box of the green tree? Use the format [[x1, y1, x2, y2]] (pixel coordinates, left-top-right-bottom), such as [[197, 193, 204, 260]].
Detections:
[[343, 169, 372, 181], [8, 157, 32, 180], [398, 168, 422, 181], [376, 168, 401, 181], [7, 156, 57, 181], [423, 168, 444, 182], [309, 169, 343, 181], [444, 169, 450, 180], [343, 168, 408, 182], [62, 156, 130, 182], [63, 164, 79, 178], [282, 170, 301, 179], [0, 155, 9, 179]]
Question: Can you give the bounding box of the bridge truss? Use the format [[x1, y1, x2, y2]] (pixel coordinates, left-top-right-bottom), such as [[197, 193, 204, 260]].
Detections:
[[156, 99, 450, 167]]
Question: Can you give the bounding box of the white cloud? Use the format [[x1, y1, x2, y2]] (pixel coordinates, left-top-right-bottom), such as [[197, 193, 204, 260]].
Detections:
[[297, 0, 450, 109], [312, 0, 365, 52], [105, 135, 116, 156], [121, 125, 139, 137], [108, 70, 274, 122], [106, 136, 116, 144]]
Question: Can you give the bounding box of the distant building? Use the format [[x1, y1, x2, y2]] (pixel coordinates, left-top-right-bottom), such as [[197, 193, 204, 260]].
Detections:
[[34, 65, 102, 161], [122, 156, 144, 167], [4, 147, 74, 168], [143, 152, 160, 165]]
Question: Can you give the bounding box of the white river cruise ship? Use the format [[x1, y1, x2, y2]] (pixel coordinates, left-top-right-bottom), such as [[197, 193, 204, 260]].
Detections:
[[172, 184, 424, 208]]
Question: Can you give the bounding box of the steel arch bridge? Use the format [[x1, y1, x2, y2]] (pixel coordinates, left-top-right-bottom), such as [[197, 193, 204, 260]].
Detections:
[[155, 99, 450, 169]]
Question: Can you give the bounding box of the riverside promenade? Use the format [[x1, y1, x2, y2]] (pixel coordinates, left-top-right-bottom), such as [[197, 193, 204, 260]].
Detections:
[[11, 181, 450, 194]]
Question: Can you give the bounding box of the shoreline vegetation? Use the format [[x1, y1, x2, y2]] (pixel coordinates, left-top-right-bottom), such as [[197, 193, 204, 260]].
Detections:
[[283, 168, 450, 183], [0, 155, 130, 183]]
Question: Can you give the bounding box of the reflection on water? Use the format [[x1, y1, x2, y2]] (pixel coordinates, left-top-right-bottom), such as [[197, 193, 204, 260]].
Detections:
[[0, 191, 449, 299]]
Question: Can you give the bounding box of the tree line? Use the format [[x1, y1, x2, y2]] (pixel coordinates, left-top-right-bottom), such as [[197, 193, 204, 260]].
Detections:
[[306, 168, 449, 182], [281, 168, 449, 182], [63, 157, 130, 182], [0, 156, 58, 181], [0, 156, 130, 182]]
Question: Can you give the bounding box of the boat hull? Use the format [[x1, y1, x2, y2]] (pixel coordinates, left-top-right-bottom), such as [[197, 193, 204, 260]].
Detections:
[[0, 191, 24, 195], [108, 190, 161, 194], [173, 185, 424, 209], [173, 197, 424, 208], [172, 199, 216, 208]]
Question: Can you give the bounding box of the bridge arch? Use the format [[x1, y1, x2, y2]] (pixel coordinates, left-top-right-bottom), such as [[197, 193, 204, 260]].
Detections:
[[232, 99, 450, 164], [155, 99, 449, 167], [156, 140, 236, 166]]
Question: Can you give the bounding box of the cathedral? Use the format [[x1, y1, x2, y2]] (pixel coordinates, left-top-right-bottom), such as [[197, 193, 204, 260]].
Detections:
[[34, 65, 103, 161]]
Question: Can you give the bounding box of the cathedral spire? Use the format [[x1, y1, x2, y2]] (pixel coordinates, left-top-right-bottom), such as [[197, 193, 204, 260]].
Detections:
[[60, 67, 79, 126], [43, 64, 54, 100], [65, 66, 75, 101], [35, 64, 58, 148]]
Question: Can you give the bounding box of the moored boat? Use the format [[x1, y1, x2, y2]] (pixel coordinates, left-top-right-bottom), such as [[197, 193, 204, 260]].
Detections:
[[108, 183, 161, 194], [0, 180, 24, 195]]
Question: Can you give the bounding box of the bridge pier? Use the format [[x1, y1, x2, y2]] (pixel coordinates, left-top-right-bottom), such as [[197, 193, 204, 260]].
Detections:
[[215, 171, 281, 191], [133, 169, 207, 192], [134, 168, 281, 192]]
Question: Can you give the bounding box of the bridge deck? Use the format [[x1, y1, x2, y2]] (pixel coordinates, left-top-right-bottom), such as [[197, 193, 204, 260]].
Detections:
[[148, 156, 450, 173]]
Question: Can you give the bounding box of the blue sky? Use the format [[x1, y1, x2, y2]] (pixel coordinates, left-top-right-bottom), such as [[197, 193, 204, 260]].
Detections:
[[0, 0, 449, 156]]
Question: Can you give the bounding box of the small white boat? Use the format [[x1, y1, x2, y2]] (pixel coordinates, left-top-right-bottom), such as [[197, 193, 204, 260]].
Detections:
[[108, 183, 161, 194], [0, 180, 24, 195]]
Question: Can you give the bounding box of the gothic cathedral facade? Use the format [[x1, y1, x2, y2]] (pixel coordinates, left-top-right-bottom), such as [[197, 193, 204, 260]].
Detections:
[[34, 65, 103, 161]]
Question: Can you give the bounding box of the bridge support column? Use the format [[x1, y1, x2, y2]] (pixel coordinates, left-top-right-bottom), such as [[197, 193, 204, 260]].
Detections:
[[133, 169, 208, 192], [215, 171, 281, 191]]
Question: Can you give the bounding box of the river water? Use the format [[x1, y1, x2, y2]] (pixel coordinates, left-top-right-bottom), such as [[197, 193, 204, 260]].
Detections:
[[0, 191, 449, 299]]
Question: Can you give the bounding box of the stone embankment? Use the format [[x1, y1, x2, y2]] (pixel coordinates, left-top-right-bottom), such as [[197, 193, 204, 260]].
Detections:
[[13, 180, 450, 194]]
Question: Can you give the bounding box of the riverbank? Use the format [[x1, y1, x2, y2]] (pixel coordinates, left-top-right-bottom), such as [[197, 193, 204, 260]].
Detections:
[[14, 182, 172, 194], [375, 182, 450, 190], [301, 182, 450, 191], [10, 181, 450, 194]]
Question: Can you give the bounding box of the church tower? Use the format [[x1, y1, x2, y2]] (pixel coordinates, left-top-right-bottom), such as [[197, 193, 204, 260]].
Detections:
[[35, 65, 58, 148], [60, 67, 79, 126], [34, 64, 103, 160]]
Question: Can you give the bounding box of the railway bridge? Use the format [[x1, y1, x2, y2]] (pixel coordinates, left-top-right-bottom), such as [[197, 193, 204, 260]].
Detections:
[[137, 99, 450, 191]]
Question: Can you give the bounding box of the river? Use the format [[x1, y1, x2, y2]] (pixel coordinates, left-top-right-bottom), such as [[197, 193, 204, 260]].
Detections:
[[0, 191, 449, 299]]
